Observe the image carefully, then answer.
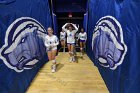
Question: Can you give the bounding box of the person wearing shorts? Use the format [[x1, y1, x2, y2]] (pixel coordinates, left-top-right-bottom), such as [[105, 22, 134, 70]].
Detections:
[[78, 28, 87, 57], [62, 23, 78, 62], [60, 29, 66, 52], [44, 27, 59, 73]]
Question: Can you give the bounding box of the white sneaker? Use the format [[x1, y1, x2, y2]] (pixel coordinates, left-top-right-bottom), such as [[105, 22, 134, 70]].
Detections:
[[52, 69, 56, 73], [51, 65, 56, 73], [72, 57, 75, 62], [69, 57, 72, 62]]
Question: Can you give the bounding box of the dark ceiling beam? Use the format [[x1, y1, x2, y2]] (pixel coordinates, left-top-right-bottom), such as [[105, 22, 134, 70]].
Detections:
[[57, 17, 83, 20], [52, 0, 87, 13]]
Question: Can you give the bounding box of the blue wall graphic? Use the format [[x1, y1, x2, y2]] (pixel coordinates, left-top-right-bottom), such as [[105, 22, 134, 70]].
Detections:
[[87, 0, 140, 93], [0, 0, 52, 92]]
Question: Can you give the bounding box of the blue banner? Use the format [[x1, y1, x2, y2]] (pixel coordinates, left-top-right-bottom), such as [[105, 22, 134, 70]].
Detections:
[[0, 0, 52, 93], [52, 13, 58, 35], [87, 0, 140, 93], [83, 12, 88, 32]]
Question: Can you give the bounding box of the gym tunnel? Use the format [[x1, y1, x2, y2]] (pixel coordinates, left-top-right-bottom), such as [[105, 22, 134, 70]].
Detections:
[[0, 0, 140, 93]]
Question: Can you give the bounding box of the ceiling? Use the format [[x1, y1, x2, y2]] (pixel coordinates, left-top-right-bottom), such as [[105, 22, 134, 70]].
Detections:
[[52, 0, 87, 13]]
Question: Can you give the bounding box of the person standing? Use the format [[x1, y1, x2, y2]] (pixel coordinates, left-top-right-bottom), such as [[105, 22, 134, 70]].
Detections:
[[62, 23, 78, 62], [44, 27, 59, 73], [78, 28, 87, 57], [60, 29, 66, 52]]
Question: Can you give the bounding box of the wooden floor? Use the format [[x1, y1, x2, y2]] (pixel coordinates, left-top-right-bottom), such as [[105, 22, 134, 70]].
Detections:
[[26, 52, 109, 93]]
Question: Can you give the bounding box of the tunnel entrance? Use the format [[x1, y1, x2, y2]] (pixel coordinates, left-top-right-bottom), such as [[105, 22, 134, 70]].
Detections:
[[50, 0, 88, 52]]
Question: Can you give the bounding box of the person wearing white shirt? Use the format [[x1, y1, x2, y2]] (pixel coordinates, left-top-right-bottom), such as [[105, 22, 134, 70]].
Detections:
[[78, 28, 87, 57], [44, 27, 59, 73], [62, 23, 78, 62], [60, 29, 66, 52]]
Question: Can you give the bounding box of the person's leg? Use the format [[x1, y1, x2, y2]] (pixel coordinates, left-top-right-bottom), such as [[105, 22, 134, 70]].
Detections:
[[62, 40, 66, 52], [80, 41, 83, 57], [63, 40, 66, 52], [82, 42, 86, 54], [76, 38, 78, 46], [52, 49, 57, 61], [51, 48, 57, 73], [67, 44, 71, 55], [73, 44, 77, 56], [61, 40, 64, 47], [61, 40, 64, 52], [47, 51, 55, 72], [70, 44, 75, 62], [68, 44, 73, 62], [80, 41, 83, 52], [47, 51, 52, 61]]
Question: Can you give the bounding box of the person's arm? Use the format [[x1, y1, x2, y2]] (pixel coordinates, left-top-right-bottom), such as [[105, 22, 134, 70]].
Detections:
[[62, 23, 69, 32], [77, 33, 80, 40], [53, 36, 59, 47], [60, 32, 62, 40], [44, 37, 50, 47], [71, 23, 79, 33], [85, 33, 87, 41]]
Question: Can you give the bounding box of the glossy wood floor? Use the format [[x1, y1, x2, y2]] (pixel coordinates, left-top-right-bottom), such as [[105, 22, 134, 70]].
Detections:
[[26, 52, 109, 93]]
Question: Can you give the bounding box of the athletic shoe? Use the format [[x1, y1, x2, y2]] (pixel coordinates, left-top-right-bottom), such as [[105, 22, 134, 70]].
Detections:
[[72, 57, 76, 62], [51, 65, 56, 73], [69, 57, 72, 62]]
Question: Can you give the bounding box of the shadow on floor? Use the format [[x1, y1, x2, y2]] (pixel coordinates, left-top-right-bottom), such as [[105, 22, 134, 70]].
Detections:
[[75, 55, 86, 63], [56, 63, 64, 72]]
